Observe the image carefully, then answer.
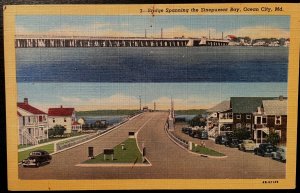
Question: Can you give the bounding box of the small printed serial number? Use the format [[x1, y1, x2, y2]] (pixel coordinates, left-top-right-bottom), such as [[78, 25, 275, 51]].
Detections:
[[262, 180, 279, 184]]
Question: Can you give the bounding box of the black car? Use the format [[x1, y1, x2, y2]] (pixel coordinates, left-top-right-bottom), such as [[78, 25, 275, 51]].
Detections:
[[182, 127, 192, 135], [254, 143, 277, 157], [215, 135, 229, 145], [197, 130, 208, 140], [224, 138, 240, 148], [22, 150, 52, 167]]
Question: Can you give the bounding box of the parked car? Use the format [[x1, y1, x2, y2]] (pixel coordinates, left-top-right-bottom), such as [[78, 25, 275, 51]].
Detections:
[[224, 138, 240, 148], [22, 150, 52, 167], [254, 143, 277, 157], [215, 135, 229, 145], [182, 127, 192, 135], [238, 140, 256, 151], [197, 130, 208, 140], [271, 146, 286, 162]]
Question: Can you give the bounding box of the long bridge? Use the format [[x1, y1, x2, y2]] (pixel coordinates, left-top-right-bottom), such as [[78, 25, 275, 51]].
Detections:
[[15, 35, 229, 48]]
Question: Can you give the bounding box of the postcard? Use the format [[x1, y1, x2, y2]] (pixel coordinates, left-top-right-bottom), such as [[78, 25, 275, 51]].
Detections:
[[4, 3, 299, 190]]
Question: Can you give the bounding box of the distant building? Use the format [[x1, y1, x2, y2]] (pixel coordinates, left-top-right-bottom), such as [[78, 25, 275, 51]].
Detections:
[[77, 117, 86, 125], [48, 105, 80, 133], [253, 97, 287, 144], [143, 106, 149, 112], [17, 98, 48, 145]]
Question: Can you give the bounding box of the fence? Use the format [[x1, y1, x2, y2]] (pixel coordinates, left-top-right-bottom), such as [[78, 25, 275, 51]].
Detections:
[[165, 122, 189, 149]]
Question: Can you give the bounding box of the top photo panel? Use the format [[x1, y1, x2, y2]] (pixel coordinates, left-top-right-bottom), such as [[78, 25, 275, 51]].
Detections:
[[15, 15, 289, 83]]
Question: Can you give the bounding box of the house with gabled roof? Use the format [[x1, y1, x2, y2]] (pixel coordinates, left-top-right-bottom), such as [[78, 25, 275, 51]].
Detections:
[[230, 97, 276, 131], [48, 105, 81, 133], [253, 97, 287, 144], [206, 100, 232, 137], [17, 98, 48, 145]]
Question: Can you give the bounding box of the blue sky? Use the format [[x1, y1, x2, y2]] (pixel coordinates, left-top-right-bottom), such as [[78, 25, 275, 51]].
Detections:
[[16, 15, 290, 38], [17, 82, 287, 111]]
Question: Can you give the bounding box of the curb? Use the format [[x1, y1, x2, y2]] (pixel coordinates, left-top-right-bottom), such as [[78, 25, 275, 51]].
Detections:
[[75, 163, 152, 167], [164, 125, 227, 159]]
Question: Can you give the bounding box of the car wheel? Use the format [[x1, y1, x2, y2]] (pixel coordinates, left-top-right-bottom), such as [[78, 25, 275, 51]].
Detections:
[[22, 165, 27, 168], [254, 150, 257, 155], [243, 148, 246, 152]]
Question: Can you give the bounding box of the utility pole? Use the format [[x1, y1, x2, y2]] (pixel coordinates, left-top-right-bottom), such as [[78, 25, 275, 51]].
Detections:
[[145, 29, 147, 38], [222, 32, 224, 40], [139, 96, 142, 111], [154, 102, 156, 111], [209, 29, 211, 39], [161, 28, 163, 38]]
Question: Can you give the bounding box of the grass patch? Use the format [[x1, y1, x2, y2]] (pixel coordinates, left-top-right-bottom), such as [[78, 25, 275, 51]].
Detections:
[[192, 143, 225, 157], [84, 138, 143, 164], [18, 144, 54, 162], [18, 144, 33, 149]]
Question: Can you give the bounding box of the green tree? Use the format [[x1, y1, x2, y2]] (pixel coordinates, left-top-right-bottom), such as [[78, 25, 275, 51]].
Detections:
[[267, 132, 280, 145], [49, 125, 66, 137], [189, 114, 206, 127], [232, 128, 251, 140]]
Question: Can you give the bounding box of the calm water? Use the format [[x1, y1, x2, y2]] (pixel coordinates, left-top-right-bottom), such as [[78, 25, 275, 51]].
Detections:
[[16, 47, 288, 82], [83, 115, 128, 125]]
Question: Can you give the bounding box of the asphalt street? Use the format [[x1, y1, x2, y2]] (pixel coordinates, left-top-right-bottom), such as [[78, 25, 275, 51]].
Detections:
[[19, 112, 285, 179]]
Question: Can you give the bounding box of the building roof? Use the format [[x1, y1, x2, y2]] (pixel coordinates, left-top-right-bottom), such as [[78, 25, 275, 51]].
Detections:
[[72, 121, 81, 125], [263, 100, 287, 115], [17, 102, 46, 115], [17, 111, 22, 116], [230, 97, 276, 114], [207, 100, 230, 113], [48, 106, 75, 116]]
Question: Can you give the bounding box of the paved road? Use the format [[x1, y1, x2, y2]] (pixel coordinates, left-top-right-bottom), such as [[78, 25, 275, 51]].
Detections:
[[19, 112, 285, 179]]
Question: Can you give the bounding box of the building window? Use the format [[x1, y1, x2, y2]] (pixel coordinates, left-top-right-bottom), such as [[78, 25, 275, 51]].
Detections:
[[236, 114, 241, 119], [236, 123, 242, 129], [256, 116, 262, 124], [22, 117, 25, 126], [28, 128, 31, 134], [39, 116, 42, 122], [53, 118, 55, 123], [246, 123, 251, 129], [64, 118, 67, 122], [246, 114, 251, 119], [275, 116, 281, 125], [275, 130, 281, 138], [262, 117, 267, 124], [28, 117, 30, 123]]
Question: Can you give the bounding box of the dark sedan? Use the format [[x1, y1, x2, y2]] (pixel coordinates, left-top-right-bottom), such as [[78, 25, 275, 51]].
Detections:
[[215, 135, 229, 145], [22, 150, 52, 167], [224, 138, 240, 148], [254, 143, 277, 157]]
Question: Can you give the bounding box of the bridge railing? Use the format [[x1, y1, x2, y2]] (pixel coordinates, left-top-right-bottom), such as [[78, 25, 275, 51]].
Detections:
[[165, 121, 188, 149]]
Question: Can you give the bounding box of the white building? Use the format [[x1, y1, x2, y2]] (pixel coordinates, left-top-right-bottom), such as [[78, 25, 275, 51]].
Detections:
[[206, 100, 232, 137], [48, 105, 81, 133], [17, 98, 48, 145]]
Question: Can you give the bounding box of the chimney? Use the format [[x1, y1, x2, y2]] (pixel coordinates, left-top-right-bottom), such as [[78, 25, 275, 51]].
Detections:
[[60, 105, 63, 108], [24, 98, 28, 104], [279, 95, 284, 101]]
